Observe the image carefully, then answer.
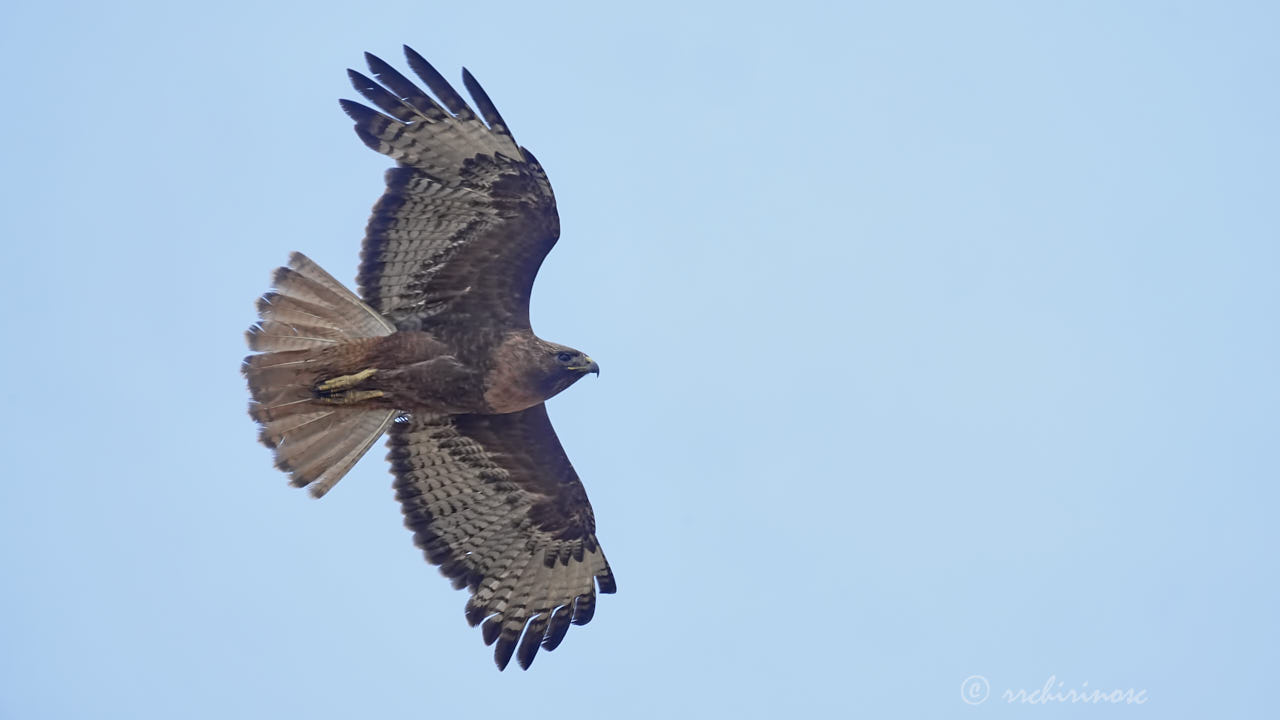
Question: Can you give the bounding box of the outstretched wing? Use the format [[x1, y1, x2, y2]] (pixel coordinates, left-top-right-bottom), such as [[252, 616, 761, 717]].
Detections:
[[340, 46, 560, 340], [388, 404, 615, 670]]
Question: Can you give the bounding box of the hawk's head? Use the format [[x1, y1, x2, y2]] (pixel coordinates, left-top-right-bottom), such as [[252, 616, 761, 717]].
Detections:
[[538, 343, 599, 399], [483, 335, 598, 414]]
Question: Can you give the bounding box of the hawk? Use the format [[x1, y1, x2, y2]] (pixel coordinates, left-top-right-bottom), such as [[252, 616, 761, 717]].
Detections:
[[242, 46, 614, 670]]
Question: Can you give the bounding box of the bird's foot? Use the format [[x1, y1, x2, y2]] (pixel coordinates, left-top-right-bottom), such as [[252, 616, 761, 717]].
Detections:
[[320, 389, 384, 404], [316, 368, 377, 393]]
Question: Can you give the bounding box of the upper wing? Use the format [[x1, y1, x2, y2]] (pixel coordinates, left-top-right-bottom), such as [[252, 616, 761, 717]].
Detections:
[[340, 46, 560, 339], [388, 403, 615, 670]]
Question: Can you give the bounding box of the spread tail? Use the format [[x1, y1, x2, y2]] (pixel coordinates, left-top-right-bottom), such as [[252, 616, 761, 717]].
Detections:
[[243, 252, 398, 497]]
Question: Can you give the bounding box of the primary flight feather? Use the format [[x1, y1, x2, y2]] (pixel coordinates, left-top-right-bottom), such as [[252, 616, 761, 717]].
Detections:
[[242, 46, 613, 671]]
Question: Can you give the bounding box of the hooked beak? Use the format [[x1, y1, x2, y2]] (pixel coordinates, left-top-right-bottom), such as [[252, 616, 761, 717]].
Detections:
[[569, 357, 600, 376]]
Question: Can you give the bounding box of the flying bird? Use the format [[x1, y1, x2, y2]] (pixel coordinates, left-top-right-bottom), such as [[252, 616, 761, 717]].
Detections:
[[242, 46, 614, 670]]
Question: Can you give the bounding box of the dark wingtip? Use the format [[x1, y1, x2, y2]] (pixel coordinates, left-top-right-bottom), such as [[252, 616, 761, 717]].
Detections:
[[402, 44, 428, 70], [338, 98, 370, 122], [460, 66, 513, 139], [571, 593, 596, 626], [481, 617, 501, 646], [494, 637, 517, 671], [363, 52, 397, 84], [338, 100, 389, 152], [541, 606, 572, 652], [516, 618, 546, 670], [597, 569, 618, 594], [346, 69, 407, 121], [402, 46, 472, 118]]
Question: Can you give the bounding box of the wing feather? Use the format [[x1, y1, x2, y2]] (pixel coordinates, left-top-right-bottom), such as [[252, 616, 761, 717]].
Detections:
[[346, 69, 424, 122], [403, 45, 476, 120], [461, 68, 514, 139], [388, 404, 614, 670], [340, 46, 560, 342], [362, 52, 448, 122]]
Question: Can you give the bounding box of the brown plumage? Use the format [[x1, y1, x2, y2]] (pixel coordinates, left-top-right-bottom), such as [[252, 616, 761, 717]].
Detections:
[[242, 46, 613, 671]]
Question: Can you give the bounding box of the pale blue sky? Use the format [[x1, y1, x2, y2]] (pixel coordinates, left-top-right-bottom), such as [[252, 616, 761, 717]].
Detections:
[[1, 1, 1277, 717]]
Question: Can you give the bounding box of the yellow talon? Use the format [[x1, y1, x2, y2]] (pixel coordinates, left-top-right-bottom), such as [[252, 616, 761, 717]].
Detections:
[[317, 368, 377, 392], [333, 389, 384, 403]]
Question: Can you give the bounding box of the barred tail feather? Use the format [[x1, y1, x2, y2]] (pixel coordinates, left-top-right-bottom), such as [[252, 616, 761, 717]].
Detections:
[[256, 406, 397, 498], [244, 253, 397, 497], [246, 252, 394, 351]]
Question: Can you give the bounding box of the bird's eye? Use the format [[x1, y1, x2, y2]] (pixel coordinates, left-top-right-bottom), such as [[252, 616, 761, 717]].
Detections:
[[557, 352, 574, 363]]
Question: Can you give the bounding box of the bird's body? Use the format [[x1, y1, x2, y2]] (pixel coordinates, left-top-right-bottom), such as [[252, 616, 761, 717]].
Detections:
[[242, 46, 613, 671], [257, 327, 592, 414]]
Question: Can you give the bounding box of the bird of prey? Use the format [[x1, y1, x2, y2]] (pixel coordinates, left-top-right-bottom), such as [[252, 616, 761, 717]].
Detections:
[[242, 46, 614, 670]]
